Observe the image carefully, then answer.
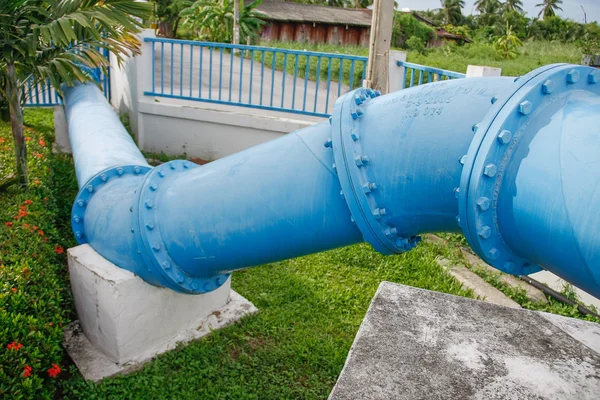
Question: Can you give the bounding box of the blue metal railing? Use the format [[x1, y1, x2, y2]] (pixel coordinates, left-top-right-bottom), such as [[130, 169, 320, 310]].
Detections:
[[24, 48, 111, 107], [398, 61, 465, 89], [144, 37, 369, 118]]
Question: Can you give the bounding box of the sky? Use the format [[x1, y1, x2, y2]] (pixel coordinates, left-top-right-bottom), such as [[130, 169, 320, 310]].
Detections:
[[396, 0, 599, 24]]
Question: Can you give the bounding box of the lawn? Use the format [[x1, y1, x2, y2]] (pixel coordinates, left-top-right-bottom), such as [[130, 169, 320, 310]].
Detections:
[[1, 109, 597, 399]]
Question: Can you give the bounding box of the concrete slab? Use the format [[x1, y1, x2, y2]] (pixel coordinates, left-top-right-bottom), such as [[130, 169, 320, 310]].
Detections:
[[329, 282, 600, 400], [65, 244, 258, 381]]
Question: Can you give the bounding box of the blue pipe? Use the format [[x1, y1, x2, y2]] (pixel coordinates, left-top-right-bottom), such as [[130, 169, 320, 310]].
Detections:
[[65, 63, 600, 298]]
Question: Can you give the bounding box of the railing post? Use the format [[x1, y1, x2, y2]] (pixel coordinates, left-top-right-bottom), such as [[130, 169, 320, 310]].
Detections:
[[388, 50, 407, 93], [466, 65, 502, 78]]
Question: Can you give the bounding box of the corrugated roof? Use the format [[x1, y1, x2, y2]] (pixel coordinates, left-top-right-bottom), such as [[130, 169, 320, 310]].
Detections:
[[255, 0, 373, 27]]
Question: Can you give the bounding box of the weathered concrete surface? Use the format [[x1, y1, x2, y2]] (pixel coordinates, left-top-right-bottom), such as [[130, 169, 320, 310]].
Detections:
[[65, 244, 258, 381], [329, 282, 600, 400], [437, 257, 521, 309]]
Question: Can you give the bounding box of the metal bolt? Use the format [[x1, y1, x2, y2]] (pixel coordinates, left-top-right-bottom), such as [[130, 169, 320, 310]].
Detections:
[[145, 200, 153, 209], [152, 242, 161, 251], [170, 163, 176, 170], [133, 166, 141, 174], [483, 164, 497, 178], [354, 95, 363, 105], [455, 215, 461, 225], [117, 168, 124, 176], [73, 215, 81, 223], [497, 130, 512, 144], [75, 231, 83, 239], [567, 69, 579, 84], [216, 276, 224, 285], [459, 155, 467, 165], [373, 208, 386, 218], [162, 261, 171, 269], [384, 226, 397, 237], [355, 155, 369, 166], [519, 101, 532, 115], [351, 108, 364, 120], [146, 223, 154, 230], [478, 225, 491, 239], [363, 182, 377, 193], [158, 170, 165, 177], [182, 162, 189, 169], [191, 282, 198, 290], [340, 190, 344, 199], [176, 273, 184, 283], [491, 96, 497, 104], [204, 282, 212, 291], [149, 184, 158, 191], [86, 185, 94, 193], [324, 139, 333, 148], [472, 123, 479, 133], [396, 237, 408, 248], [453, 187, 460, 199], [328, 116, 332, 125], [351, 131, 360, 141], [477, 197, 490, 211], [100, 174, 108, 182], [542, 80, 554, 94], [589, 71, 598, 84], [488, 248, 500, 260], [332, 163, 336, 172], [360, 94, 367, 101], [374, 90, 381, 97], [77, 199, 85, 207]]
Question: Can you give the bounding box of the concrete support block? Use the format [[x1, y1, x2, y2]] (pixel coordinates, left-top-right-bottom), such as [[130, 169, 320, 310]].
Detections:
[[53, 105, 71, 154], [64, 244, 257, 381], [387, 50, 407, 93], [466, 65, 502, 78]]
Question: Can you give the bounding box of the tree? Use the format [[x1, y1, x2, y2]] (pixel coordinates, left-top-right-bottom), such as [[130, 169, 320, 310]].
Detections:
[[0, 0, 151, 187], [474, 0, 500, 14], [496, 22, 522, 58], [180, 0, 265, 43], [536, 0, 563, 20], [475, 0, 501, 27], [504, 0, 523, 13], [440, 0, 465, 26], [154, 0, 191, 38]]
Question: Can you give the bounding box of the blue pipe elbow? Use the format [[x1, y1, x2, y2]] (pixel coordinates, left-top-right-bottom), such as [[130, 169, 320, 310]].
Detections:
[[65, 64, 600, 298]]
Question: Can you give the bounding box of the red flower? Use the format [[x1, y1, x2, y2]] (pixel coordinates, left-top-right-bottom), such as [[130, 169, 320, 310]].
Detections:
[[4, 222, 12, 227], [23, 200, 33, 205], [54, 246, 64, 255], [47, 364, 61, 378], [25, 137, 32, 142], [38, 230, 44, 236], [32, 226, 38, 230], [0, 137, 4, 143], [39, 139, 46, 147], [43, 197, 48, 202], [18, 209, 27, 217], [34, 180, 40, 186], [23, 223, 29, 228], [7, 342, 23, 351], [11, 288, 17, 293], [22, 267, 30, 275], [23, 365, 32, 377]]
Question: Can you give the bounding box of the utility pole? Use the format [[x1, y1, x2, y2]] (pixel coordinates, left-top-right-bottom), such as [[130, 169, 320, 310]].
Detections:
[[364, 0, 394, 93], [233, 0, 242, 45]]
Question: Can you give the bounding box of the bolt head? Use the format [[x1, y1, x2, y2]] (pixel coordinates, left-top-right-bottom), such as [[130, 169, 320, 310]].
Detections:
[[483, 164, 497, 178], [459, 155, 467, 165], [162, 261, 171, 269], [133, 166, 141, 174], [86, 185, 94, 193], [477, 197, 491, 211], [145, 200, 153, 209], [542, 80, 554, 94], [170, 163, 176, 170], [176, 273, 184, 283], [384, 226, 397, 237], [472, 123, 479, 133], [497, 130, 512, 145], [75, 231, 82, 239], [182, 162, 189, 169], [354, 95, 363, 105], [455, 215, 461, 225], [567, 69, 580, 84], [589, 71, 598, 84], [351, 131, 360, 141], [158, 170, 165, 177], [146, 223, 154, 230], [324, 139, 333, 148], [491, 96, 497, 104], [488, 248, 500, 260], [73, 215, 81, 223], [117, 168, 124, 176], [100, 174, 108, 182], [216, 276, 224, 285], [77, 199, 85, 207], [454, 187, 460, 198], [518, 101, 532, 115], [478, 225, 491, 239], [152, 242, 161, 251], [361, 155, 369, 164], [150, 184, 158, 191]]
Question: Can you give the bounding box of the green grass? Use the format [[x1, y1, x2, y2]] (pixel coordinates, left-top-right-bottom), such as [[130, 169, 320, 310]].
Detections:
[[255, 40, 582, 82]]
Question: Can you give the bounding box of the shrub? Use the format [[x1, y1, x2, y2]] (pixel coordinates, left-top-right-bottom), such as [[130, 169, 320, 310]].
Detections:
[[0, 109, 76, 399], [405, 36, 426, 54]]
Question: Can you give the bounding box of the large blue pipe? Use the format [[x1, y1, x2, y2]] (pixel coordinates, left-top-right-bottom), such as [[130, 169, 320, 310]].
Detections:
[[64, 63, 600, 298]]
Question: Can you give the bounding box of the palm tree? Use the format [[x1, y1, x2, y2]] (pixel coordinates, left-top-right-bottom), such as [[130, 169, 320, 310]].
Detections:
[[440, 0, 465, 25], [536, 0, 563, 19], [474, 0, 500, 14], [504, 0, 523, 13], [0, 0, 150, 187]]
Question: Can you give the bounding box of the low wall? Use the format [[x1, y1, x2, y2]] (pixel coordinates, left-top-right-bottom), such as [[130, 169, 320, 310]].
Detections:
[[137, 100, 315, 160]]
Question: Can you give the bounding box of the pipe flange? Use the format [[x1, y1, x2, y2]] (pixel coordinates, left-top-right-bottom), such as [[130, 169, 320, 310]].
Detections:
[[134, 160, 230, 294], [71, 165, 152, 244], [459, 64, 600, 275], [330, 87, 420, 255]]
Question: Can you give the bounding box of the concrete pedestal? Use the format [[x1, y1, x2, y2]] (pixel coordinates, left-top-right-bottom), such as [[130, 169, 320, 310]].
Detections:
[[330, 282, 600, 400], [64, 245, 257, 381]]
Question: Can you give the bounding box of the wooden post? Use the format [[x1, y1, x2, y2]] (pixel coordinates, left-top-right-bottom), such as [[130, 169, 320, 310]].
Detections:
[[364, 0, 394, 93], [233, 0, 241, 45]]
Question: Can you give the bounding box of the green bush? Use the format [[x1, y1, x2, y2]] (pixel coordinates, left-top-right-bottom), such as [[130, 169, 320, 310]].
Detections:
[[0, 109, 76, 399], [392, 13, 435, 49], [405, 36, 426, 54]]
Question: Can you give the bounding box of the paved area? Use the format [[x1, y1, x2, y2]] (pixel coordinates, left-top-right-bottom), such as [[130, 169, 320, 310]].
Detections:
[[151, 44, 355, 120], [329, 282, 600, 400]]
